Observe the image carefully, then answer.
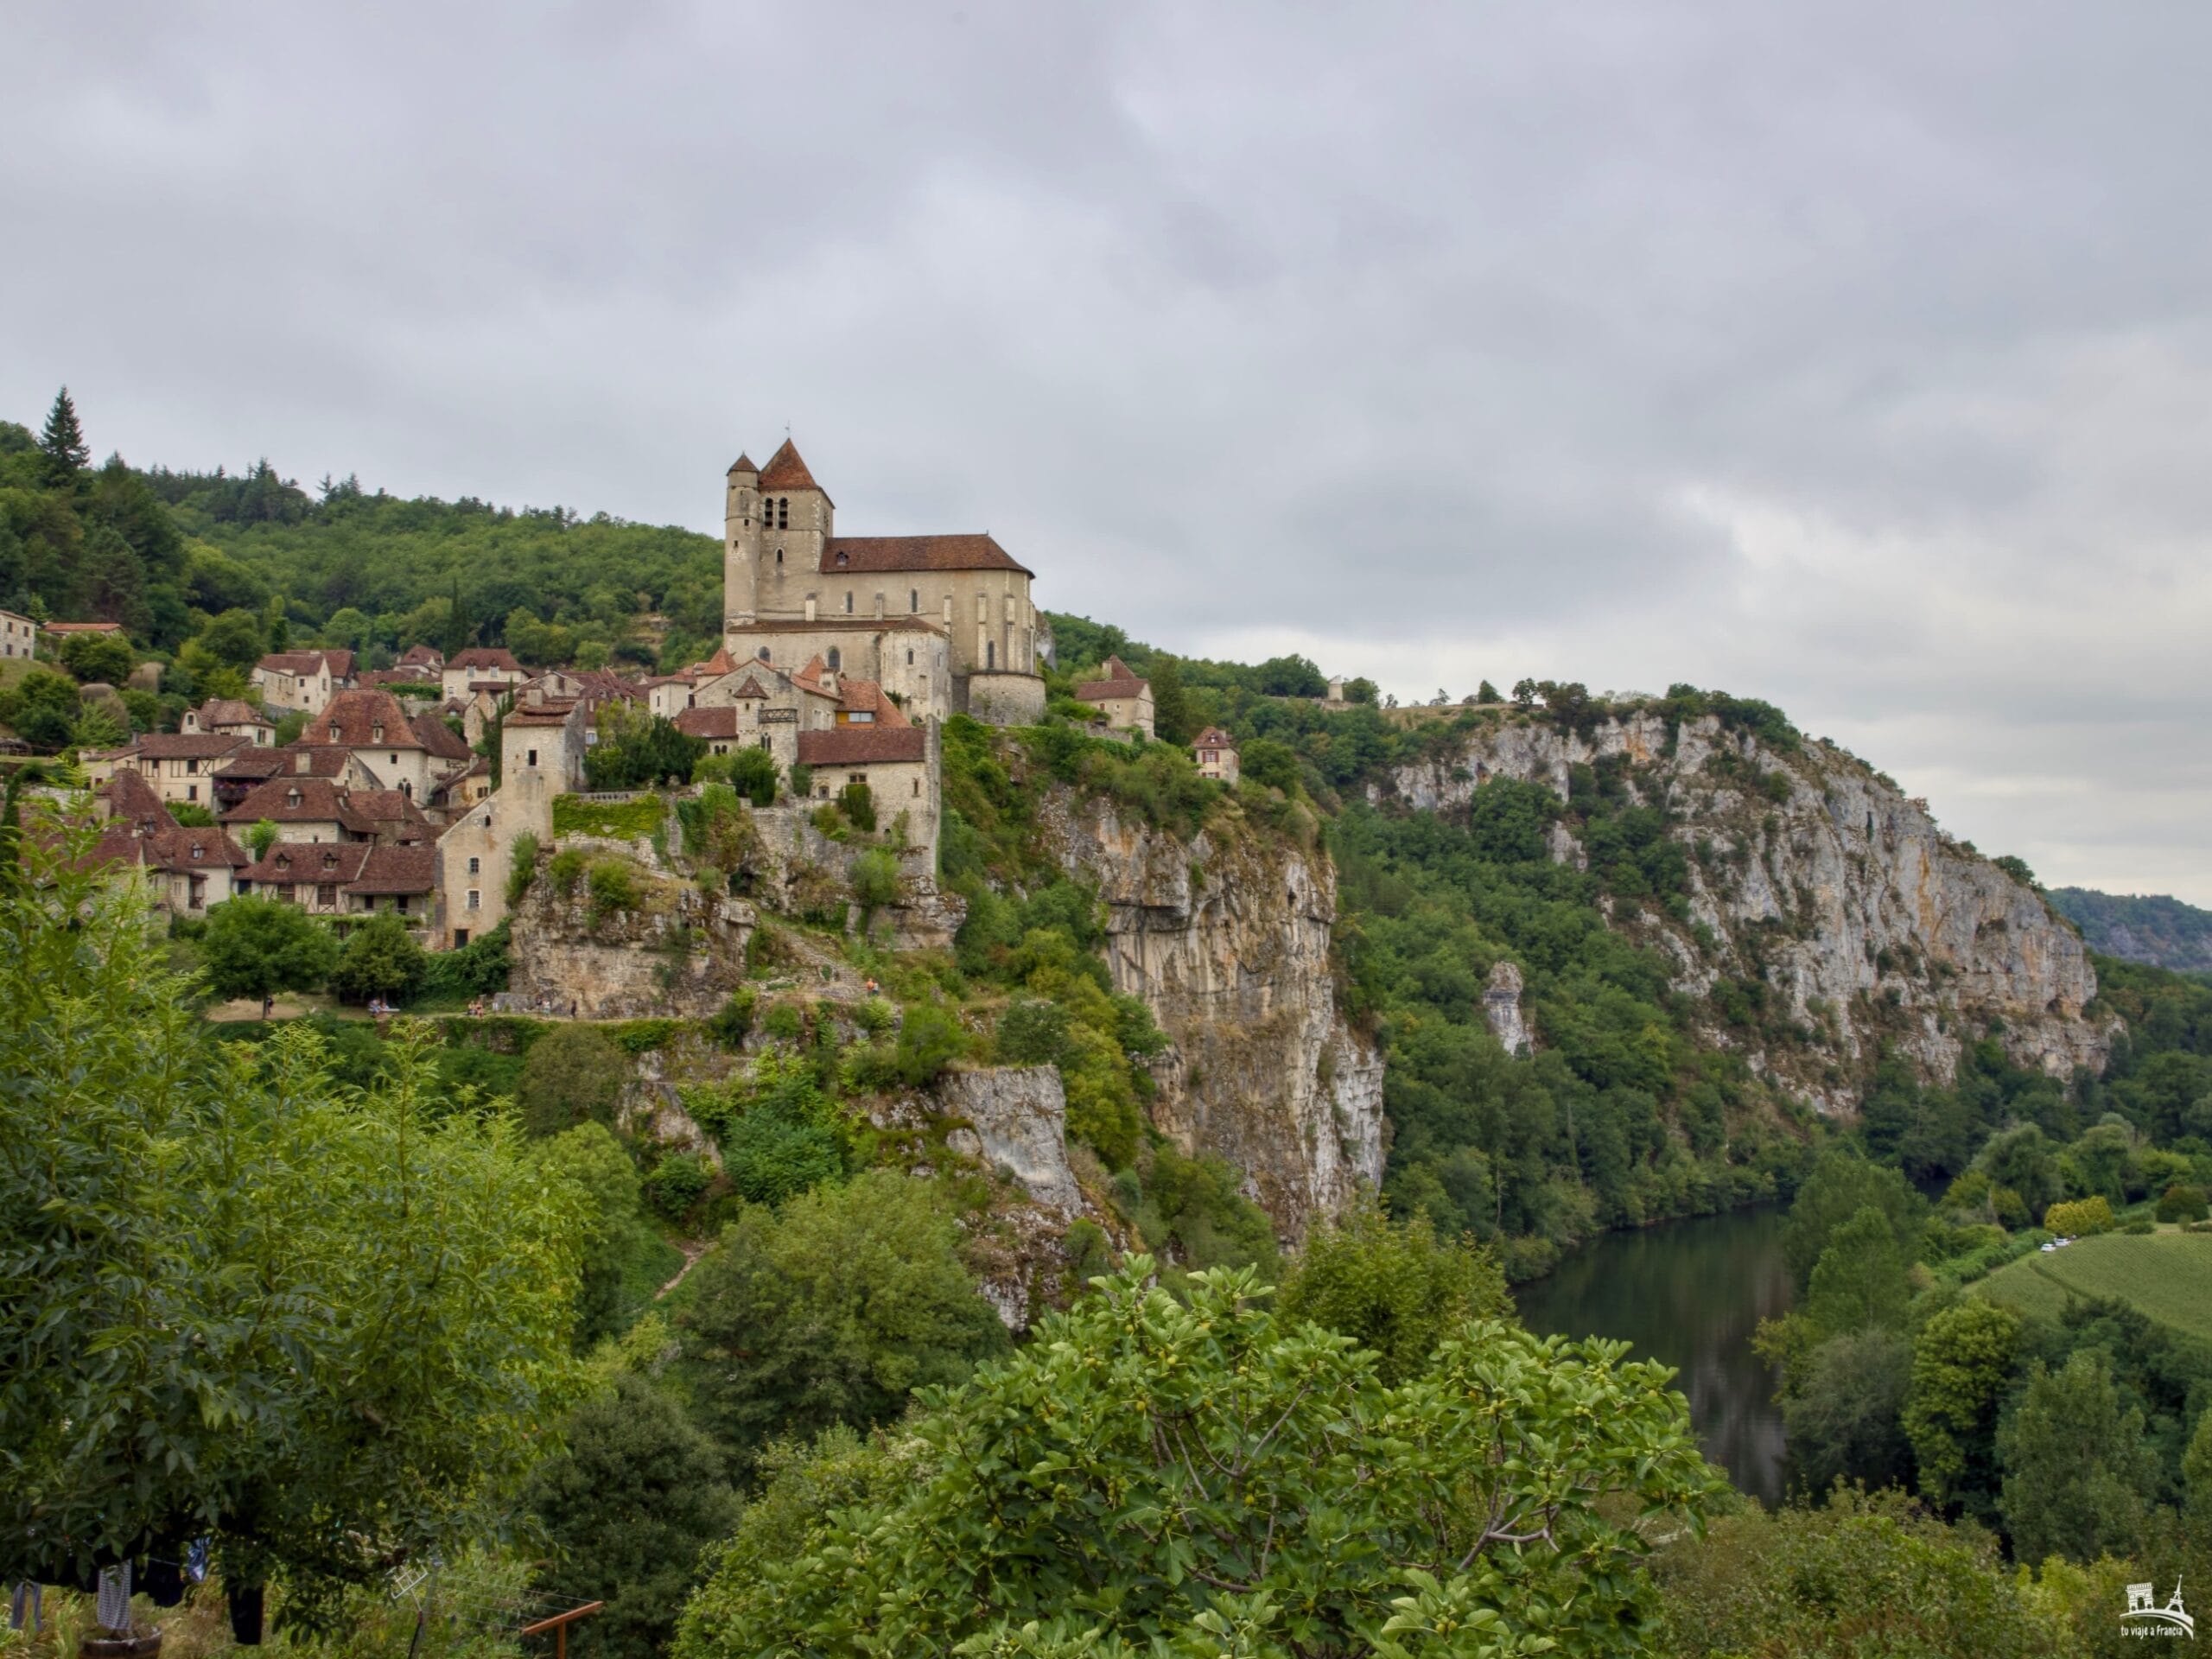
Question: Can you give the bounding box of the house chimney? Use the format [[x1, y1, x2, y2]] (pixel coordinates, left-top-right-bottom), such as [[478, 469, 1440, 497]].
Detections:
[[295, 748, 312, 773]]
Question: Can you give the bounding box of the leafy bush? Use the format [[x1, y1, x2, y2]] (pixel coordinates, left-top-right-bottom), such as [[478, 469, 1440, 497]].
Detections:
[[673, 1170, 1009, 1471], [849, 848, 901, 918], [200, 894, 339, 1004], [835, 779, 877, 832], [422, 918, 512, 998], [506, 832, 540, 906], [546, 846, 588, 894], [552, 793, 666, 841], [2157, 1184, 2209, 1223], [588, 859, 643, 920], [1279, 1203, 1510, 1384], [892, 1002, 966, 1087], [168, 801, 217, 827], [644, 1152, 712, 1221], [517, 1024, 632, 1136], [677, 783, 757, 874], [675, 1257, 1720, 1659], [607, 1018, 681, 1055], [523, 1374, 741, 1659], [2043, 1195, 2115, 1237], [708, 989, 756, 1050], [328, 912, 427, 1006]]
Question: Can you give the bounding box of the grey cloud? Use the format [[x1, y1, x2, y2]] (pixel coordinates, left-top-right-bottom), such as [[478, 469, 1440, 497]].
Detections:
[[3, 0, 2206, 897]]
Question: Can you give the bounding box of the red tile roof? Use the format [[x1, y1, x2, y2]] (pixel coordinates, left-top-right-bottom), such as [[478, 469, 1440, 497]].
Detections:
[[304, 688, 423, 751], [759, 437, 829, 501], [223, 777, 346, 823], [146, 827, 250, 871], [45, 620, 124, 634], [1076, 655, 1148, 702], [242, 841, 371, 886], [350, 844, 436, 895], [410, 710, 474, 761], [727, 453, 759, 476], [101, 769, 176, 831], [674, 707, 741, 740], [133, 733, 251, 761], [798, 726, 926, 766], [194, 698, 266, 728], [448, 647, 524, 673], [836, 678, 909, 728], [819, 533, 1031, 577], [1193, 726, 1236, 749], [398, 645, 444, 668]]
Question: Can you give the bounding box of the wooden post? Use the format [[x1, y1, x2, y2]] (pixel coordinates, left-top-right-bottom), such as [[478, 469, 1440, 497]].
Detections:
[[518, 1602, 601, 1659]]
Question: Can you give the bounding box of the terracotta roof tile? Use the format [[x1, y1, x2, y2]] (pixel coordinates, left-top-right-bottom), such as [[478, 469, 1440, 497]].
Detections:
[[350, 844, 436, 895], [836, 678, 909, 728], [797, 726, 926, 766], [819, 533, 1031, 577], [410, 710, 474, 761], [448, 647, 524, 673], [304, 689, 424, 751], [243, 841, 371, 885], [758, 438, 828, 500], [727, 453, 759, 476], [133, 733, 251, 760], [146, 827, 249, 871], [1193, 726, 1236, 748], [101, 769, 176, 831], [674, 707, 742, 740]]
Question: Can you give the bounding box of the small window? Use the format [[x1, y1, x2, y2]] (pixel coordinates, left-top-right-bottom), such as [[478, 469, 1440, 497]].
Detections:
[[526, 748, 538, 767], [190, 844, 204, 861], [317, 884, 337, 906], [827, 647, 842, 671], [909, 588, 918, 612], [835, 550, 849, 567], [912, 779, 921, 796], [779, 498, 790, 528], [906, 649, 914, 665], [467, 856, 480, 875], [467, 888, 481, 910], [843, 592, 854, 613], [775, 548, 784, 564]]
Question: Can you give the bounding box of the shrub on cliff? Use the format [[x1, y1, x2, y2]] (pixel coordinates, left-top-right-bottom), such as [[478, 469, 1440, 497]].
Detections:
[[1279, 1202, 1510, 1384], [518, 1023, 631, 1136], [674, 1257, 1721, 1659], [674, 1170, 1008, 1471]]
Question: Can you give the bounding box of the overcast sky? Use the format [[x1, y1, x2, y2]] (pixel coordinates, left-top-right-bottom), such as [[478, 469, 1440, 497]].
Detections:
[[6, 3, 2209, 900]]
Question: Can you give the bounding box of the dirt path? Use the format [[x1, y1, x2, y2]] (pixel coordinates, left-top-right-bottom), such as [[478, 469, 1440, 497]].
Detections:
[[658, 1237, 711, 1298]]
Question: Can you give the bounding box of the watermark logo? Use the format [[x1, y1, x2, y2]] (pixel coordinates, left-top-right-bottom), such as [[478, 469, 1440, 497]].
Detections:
[[2122, 1580, 2194, 1640]]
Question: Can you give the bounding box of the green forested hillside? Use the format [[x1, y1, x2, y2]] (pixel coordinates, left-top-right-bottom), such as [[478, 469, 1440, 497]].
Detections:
[[2049, 886, 2212, 975], [1, 391, 725, 672]]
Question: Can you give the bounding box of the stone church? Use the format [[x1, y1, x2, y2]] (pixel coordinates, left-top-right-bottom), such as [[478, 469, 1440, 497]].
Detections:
[[721, 439, 1046, 725]]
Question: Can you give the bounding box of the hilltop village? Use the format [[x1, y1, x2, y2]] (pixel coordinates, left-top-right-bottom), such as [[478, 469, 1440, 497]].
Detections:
[[47, 440, 1238, 950]]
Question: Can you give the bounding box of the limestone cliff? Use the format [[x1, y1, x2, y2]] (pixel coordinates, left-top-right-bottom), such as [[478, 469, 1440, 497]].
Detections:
[[1382, 710, 2113, 1113], [1038, 795, 1385, 1233]]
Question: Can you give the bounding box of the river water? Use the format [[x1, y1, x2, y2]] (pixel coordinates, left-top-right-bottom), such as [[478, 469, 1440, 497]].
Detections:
[[1512, 1205, 1793, 1508]]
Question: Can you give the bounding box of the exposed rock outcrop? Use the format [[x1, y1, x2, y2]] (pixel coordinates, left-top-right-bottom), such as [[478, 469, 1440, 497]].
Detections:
[[1382, 710, 2114, 1114], [1039, 796, 1384, 1235], [1483, 961, 1532, 1057], [507, 855, 755, 1020], [939, 1065, 1083, 1216]]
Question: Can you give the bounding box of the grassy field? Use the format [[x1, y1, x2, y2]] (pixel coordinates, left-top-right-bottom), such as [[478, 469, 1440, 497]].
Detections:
[[1973, 1229, 2212, 1340]]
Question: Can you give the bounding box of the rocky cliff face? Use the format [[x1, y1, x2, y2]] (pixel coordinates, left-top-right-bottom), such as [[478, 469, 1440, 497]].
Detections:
[[507, 852, 755, 1020], [1039, 796, 1385, 1234], [1383, 710, 2113, 1113]]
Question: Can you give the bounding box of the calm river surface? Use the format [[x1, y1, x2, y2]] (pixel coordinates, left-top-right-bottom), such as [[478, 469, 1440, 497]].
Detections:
[[1512, 1205, 1792, 1508]]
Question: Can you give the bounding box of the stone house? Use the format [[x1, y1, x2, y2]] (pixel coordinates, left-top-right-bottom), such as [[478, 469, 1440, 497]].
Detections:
[[86, 772, 251, 916], [251, 649, 354, 716], [721, 439, 1044, 724], [299, 687, 440, 800], [219, 776, 429, 846], [397, 644, 445, 676], [183, 699, 276, 746], [1074, 655, 1155, 739], [91, 731, 251, 810], [236, 842, 437, 933], [795, 722, 938, 864], [0, 608, 35, 659], [441, 647, 526, 704], [1193, 725, 1240, 785], [210, 743, 383, 813], [432, 697, 588, 948]]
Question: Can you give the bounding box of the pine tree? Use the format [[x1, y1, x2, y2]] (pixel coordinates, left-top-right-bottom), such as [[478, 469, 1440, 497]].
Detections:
[[38, 386, 89, 486], [442, 579, 474, 658]]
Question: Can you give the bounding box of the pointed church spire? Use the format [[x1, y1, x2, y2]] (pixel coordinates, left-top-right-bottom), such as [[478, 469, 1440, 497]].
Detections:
[[759, 437, 826, 500], [727, 453, 758, 476]]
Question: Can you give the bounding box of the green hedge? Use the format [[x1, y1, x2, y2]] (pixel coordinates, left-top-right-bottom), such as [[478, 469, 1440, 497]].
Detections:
[[552, 793, 667, 841]]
